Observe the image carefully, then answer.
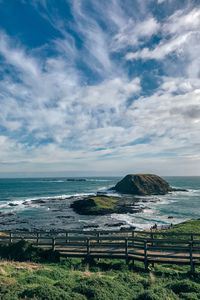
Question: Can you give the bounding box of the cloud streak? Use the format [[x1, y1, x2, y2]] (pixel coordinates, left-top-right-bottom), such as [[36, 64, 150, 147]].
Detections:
[[0, 0, 200, 175]]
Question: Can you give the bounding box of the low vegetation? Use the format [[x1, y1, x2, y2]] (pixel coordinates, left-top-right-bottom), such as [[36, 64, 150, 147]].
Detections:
[[1, 258, 200, 299], [0, 219, 200, 299], [0, 240, 60, 262], [166, 219, 200, 234]]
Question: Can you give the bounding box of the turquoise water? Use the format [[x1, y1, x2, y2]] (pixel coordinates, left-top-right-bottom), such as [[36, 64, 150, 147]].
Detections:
[[0, 177, 118, 202], [0, 176, 199, 231]]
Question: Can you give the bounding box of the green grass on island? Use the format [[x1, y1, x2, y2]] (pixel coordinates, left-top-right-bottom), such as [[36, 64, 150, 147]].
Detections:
[[71, 196, 119, 215], [1, 219, 200, 300]]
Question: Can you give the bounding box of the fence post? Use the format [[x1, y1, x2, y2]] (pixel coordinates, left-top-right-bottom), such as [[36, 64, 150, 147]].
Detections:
[[144, 241, 148, 271], [151, 232, 154, 246], [132, 231, 135, 247], [9, 232, 13, 243], [97, 232, 100, 244], [66, 232, 69, 243], [52, 238, 55, 251], [87, 238, 90, 257], [189, 241, 195, 273], [36, 233, 39, 245], [125, 238, 129, 264], [131, 232, 135, 266]]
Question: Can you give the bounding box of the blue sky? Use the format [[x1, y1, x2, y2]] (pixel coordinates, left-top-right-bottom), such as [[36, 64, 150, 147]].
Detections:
[[0, 0, 200, 177]]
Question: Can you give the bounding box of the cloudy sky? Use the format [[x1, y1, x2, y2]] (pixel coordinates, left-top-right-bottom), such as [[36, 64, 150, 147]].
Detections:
[[0, 0, 200, 177]]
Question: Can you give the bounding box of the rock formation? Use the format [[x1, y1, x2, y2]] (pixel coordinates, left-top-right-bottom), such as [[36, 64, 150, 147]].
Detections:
[[113, 174, 173, 195], [70, 195, 142, 215]]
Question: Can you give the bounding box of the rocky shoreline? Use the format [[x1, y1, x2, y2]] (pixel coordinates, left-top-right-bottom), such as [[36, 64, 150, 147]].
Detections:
[[0, 192, 152, 231], [0, 174, 189, 232]]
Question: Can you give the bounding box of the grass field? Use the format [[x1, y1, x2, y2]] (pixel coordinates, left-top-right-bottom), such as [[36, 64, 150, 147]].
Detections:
[[0, 219, 200, 300], [1, 258, 200, 300]]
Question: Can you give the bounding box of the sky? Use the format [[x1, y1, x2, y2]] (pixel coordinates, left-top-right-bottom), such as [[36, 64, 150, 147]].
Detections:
[[0, 0, 200, 177]]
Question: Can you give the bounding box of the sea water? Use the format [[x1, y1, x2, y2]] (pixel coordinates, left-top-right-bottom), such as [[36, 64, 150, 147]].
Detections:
[[0, 176, 199, 231]]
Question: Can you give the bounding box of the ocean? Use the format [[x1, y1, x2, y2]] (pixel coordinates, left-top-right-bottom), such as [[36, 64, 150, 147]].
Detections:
[[0, 176, 200, 231]]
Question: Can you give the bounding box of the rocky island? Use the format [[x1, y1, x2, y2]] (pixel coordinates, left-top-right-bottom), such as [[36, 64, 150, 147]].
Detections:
[[112, 174, 172, 195], [71, 174, 187, 215], [70, 195, 142, 215], [112, 174, 187, 195]]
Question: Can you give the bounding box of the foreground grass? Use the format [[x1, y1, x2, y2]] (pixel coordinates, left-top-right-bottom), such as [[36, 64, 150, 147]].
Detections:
[[1, 258, 200, 300], [1, 219, 200, 299]]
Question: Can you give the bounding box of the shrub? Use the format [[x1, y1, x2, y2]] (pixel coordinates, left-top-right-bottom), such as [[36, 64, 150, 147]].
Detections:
[[168, 279, 200, 294], [137, 286, 178, 300], [20, 284, 85, 300], [137, 290, 160, 300], [179, 292, 200, 300], [0, 282, 20, 300], [40, 248, 60, 262], [0, 240, 60, 262], [74, 276, 131, 300]]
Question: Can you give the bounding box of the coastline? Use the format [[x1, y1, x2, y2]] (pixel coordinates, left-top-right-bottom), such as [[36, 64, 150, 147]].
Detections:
[[0, 176, 200, 232]]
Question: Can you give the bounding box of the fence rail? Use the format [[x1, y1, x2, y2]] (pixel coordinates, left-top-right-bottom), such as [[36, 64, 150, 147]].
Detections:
[[0, 230, 200, 272]]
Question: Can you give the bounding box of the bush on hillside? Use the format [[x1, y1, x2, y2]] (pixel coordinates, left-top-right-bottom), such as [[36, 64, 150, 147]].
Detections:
[[168, 279, 200, 294], [20, 284, 86, 300], [0, 240, 60, 262], [137, 287, 178, 300]]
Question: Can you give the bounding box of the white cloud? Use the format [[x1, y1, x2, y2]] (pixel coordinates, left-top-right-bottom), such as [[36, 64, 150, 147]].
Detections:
[[126, 32, 190, 60], [111, 17, 160, 51], [126, 6, 200, 78], [164, 8, 200, 34], [0, 1, 200, 175]]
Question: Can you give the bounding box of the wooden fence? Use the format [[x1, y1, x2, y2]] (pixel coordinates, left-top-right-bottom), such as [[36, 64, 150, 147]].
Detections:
[[0, 229, 200, 272]]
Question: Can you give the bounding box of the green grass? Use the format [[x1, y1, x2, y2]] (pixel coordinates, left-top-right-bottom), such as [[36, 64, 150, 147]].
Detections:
[[166, 219, 200, 234], [89, 196, 118, 209], [1, 258, 200, 299], [149, 219, 200, 240], [1, 219, 200, 299], [71, 196, 119, 214]]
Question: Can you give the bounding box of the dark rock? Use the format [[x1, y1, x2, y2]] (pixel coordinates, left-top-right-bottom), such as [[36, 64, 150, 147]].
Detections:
[[66, 178, 86, 182], [83, 224, 99, 228], [105, 222, 125, 227], [0, 212, 15, 217], [56, 216, 73, 219], [168, 216, 174, 219], [8, 203, 18, 207], [31, 199, 46, 204], [113, 174, 173, 195], [171, 188, 188, 192], [120, 226, 136, 231]]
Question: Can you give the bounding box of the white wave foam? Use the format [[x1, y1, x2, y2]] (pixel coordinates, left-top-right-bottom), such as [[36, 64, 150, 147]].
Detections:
[[0, 192, 96, 211], [86, 179, 113, 182], [23, 192, 96, 202]]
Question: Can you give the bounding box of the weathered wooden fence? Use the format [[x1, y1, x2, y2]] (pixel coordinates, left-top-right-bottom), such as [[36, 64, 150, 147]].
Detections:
[[0, 230, 200, 272]]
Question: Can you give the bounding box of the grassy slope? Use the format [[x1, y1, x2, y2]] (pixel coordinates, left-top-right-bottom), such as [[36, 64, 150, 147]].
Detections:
[[167, 219, 200, 234], [1, 259, 200, 300], [1, 219, 200, 300]]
